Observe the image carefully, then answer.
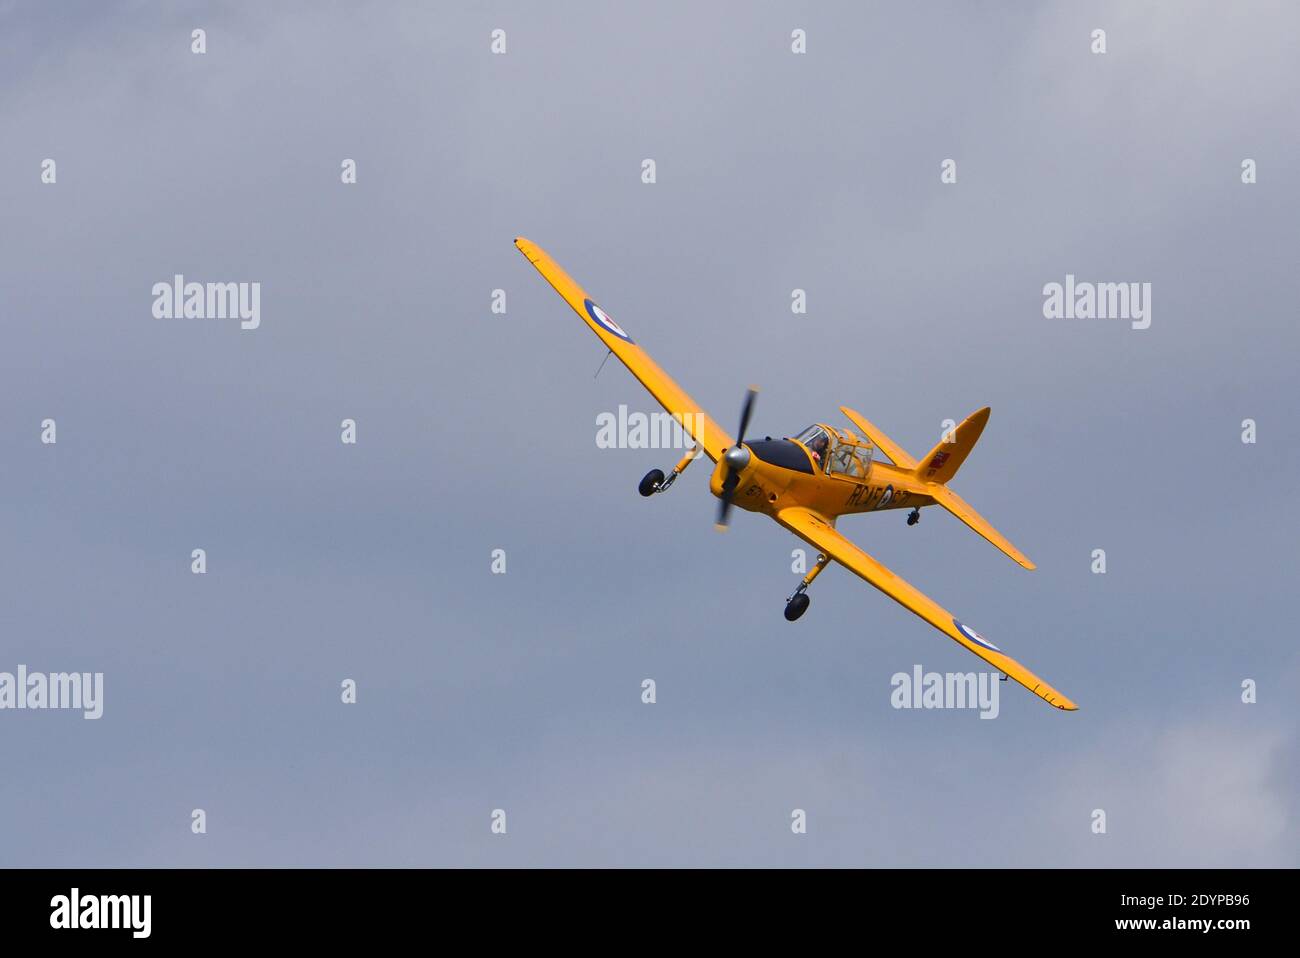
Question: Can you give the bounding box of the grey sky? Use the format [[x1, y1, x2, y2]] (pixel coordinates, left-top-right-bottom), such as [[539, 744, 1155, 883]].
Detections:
[[1, 0, 1296, 866]]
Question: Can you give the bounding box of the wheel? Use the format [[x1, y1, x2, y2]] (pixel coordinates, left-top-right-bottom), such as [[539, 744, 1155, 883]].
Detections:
[[784, 592, 810, 621], [638, 469, 665, 497], [906, 510, 920, 526]]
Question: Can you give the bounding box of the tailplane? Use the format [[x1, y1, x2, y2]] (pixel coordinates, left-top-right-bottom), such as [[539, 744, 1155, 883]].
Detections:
[[928, 484, 1035, 570], [916, 407, 1033, 569], [840, 404, 1033, 569], [839, 406, 917, 469]]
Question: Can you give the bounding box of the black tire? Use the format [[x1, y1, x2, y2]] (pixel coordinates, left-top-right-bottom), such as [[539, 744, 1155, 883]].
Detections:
[[907, 512, 919, 526], [784, 592, 810, 621], [638, 469, 665, 497]]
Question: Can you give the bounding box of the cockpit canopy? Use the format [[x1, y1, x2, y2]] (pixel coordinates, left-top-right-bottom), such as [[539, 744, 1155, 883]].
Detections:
[[792, 424, 874, 479]]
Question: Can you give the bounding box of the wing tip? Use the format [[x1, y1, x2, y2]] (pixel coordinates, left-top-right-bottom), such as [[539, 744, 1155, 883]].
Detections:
[[513, 236, 540, 261]]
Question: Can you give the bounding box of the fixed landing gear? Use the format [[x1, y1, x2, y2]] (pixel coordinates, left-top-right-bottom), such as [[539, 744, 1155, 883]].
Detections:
[[638, 445, 699, 497], [906, 508, 920, 526], [638, 469, 665, 497], [784, 592, 810, 621], [785, 552, 829, 621]]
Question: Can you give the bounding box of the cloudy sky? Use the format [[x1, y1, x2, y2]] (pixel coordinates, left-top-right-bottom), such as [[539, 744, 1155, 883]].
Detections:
[[1, 0, 1296, 866]]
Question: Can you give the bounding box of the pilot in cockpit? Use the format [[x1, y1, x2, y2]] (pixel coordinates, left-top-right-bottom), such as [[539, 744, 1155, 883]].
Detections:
[[793, 425, 832, 464]]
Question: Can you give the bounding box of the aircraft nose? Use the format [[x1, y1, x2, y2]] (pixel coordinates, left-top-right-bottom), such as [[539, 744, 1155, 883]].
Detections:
[[724, 444, 751, 471]]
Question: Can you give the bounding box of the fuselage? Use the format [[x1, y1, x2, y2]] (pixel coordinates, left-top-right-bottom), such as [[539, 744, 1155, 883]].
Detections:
[[708, 436, 937, 521]]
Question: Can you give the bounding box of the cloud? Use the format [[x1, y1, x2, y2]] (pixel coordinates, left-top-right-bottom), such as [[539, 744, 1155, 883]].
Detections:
[[1052, 719, 1295, 866]]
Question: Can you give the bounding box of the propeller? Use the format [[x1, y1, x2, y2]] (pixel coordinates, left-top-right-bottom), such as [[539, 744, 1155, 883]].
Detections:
[[715, 386, 758, 531]]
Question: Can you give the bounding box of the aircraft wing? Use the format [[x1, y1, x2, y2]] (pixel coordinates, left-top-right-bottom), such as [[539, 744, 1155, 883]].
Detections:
[[516, 237, 733, 463], [775, 506, 1077, 711]]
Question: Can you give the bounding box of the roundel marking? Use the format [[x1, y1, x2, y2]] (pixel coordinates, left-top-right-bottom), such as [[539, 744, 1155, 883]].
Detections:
[[953, 619, 1001, 652], [584, 299, 634, 343]]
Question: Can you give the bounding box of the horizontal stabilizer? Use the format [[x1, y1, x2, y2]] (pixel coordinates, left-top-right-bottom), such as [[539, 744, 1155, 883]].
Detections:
[[838, 406, 917, 469], [929, 484, 1035, 570]]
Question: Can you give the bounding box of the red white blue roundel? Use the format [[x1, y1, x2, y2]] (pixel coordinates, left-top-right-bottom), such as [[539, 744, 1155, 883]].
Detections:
[[953, 619, 1001, 652], [584, 298, 634, 343]]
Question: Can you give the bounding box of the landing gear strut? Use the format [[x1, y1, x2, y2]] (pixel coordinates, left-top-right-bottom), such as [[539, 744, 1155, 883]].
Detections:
[[906, 508, 920, 526], [638, 446, 699, 497], [785, 552, 829, 621]]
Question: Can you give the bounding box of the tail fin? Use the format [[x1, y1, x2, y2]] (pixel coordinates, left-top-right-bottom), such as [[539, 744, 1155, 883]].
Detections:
[[915, 407, 1035, 569], [914, 407, 989, 484]]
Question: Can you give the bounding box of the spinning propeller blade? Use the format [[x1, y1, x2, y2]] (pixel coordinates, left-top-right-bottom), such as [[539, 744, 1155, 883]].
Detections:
[[715, 387, 758, 531]]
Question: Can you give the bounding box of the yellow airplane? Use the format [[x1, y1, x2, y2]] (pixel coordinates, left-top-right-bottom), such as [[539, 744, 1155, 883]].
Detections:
[[515, 237, 1077, 712]]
